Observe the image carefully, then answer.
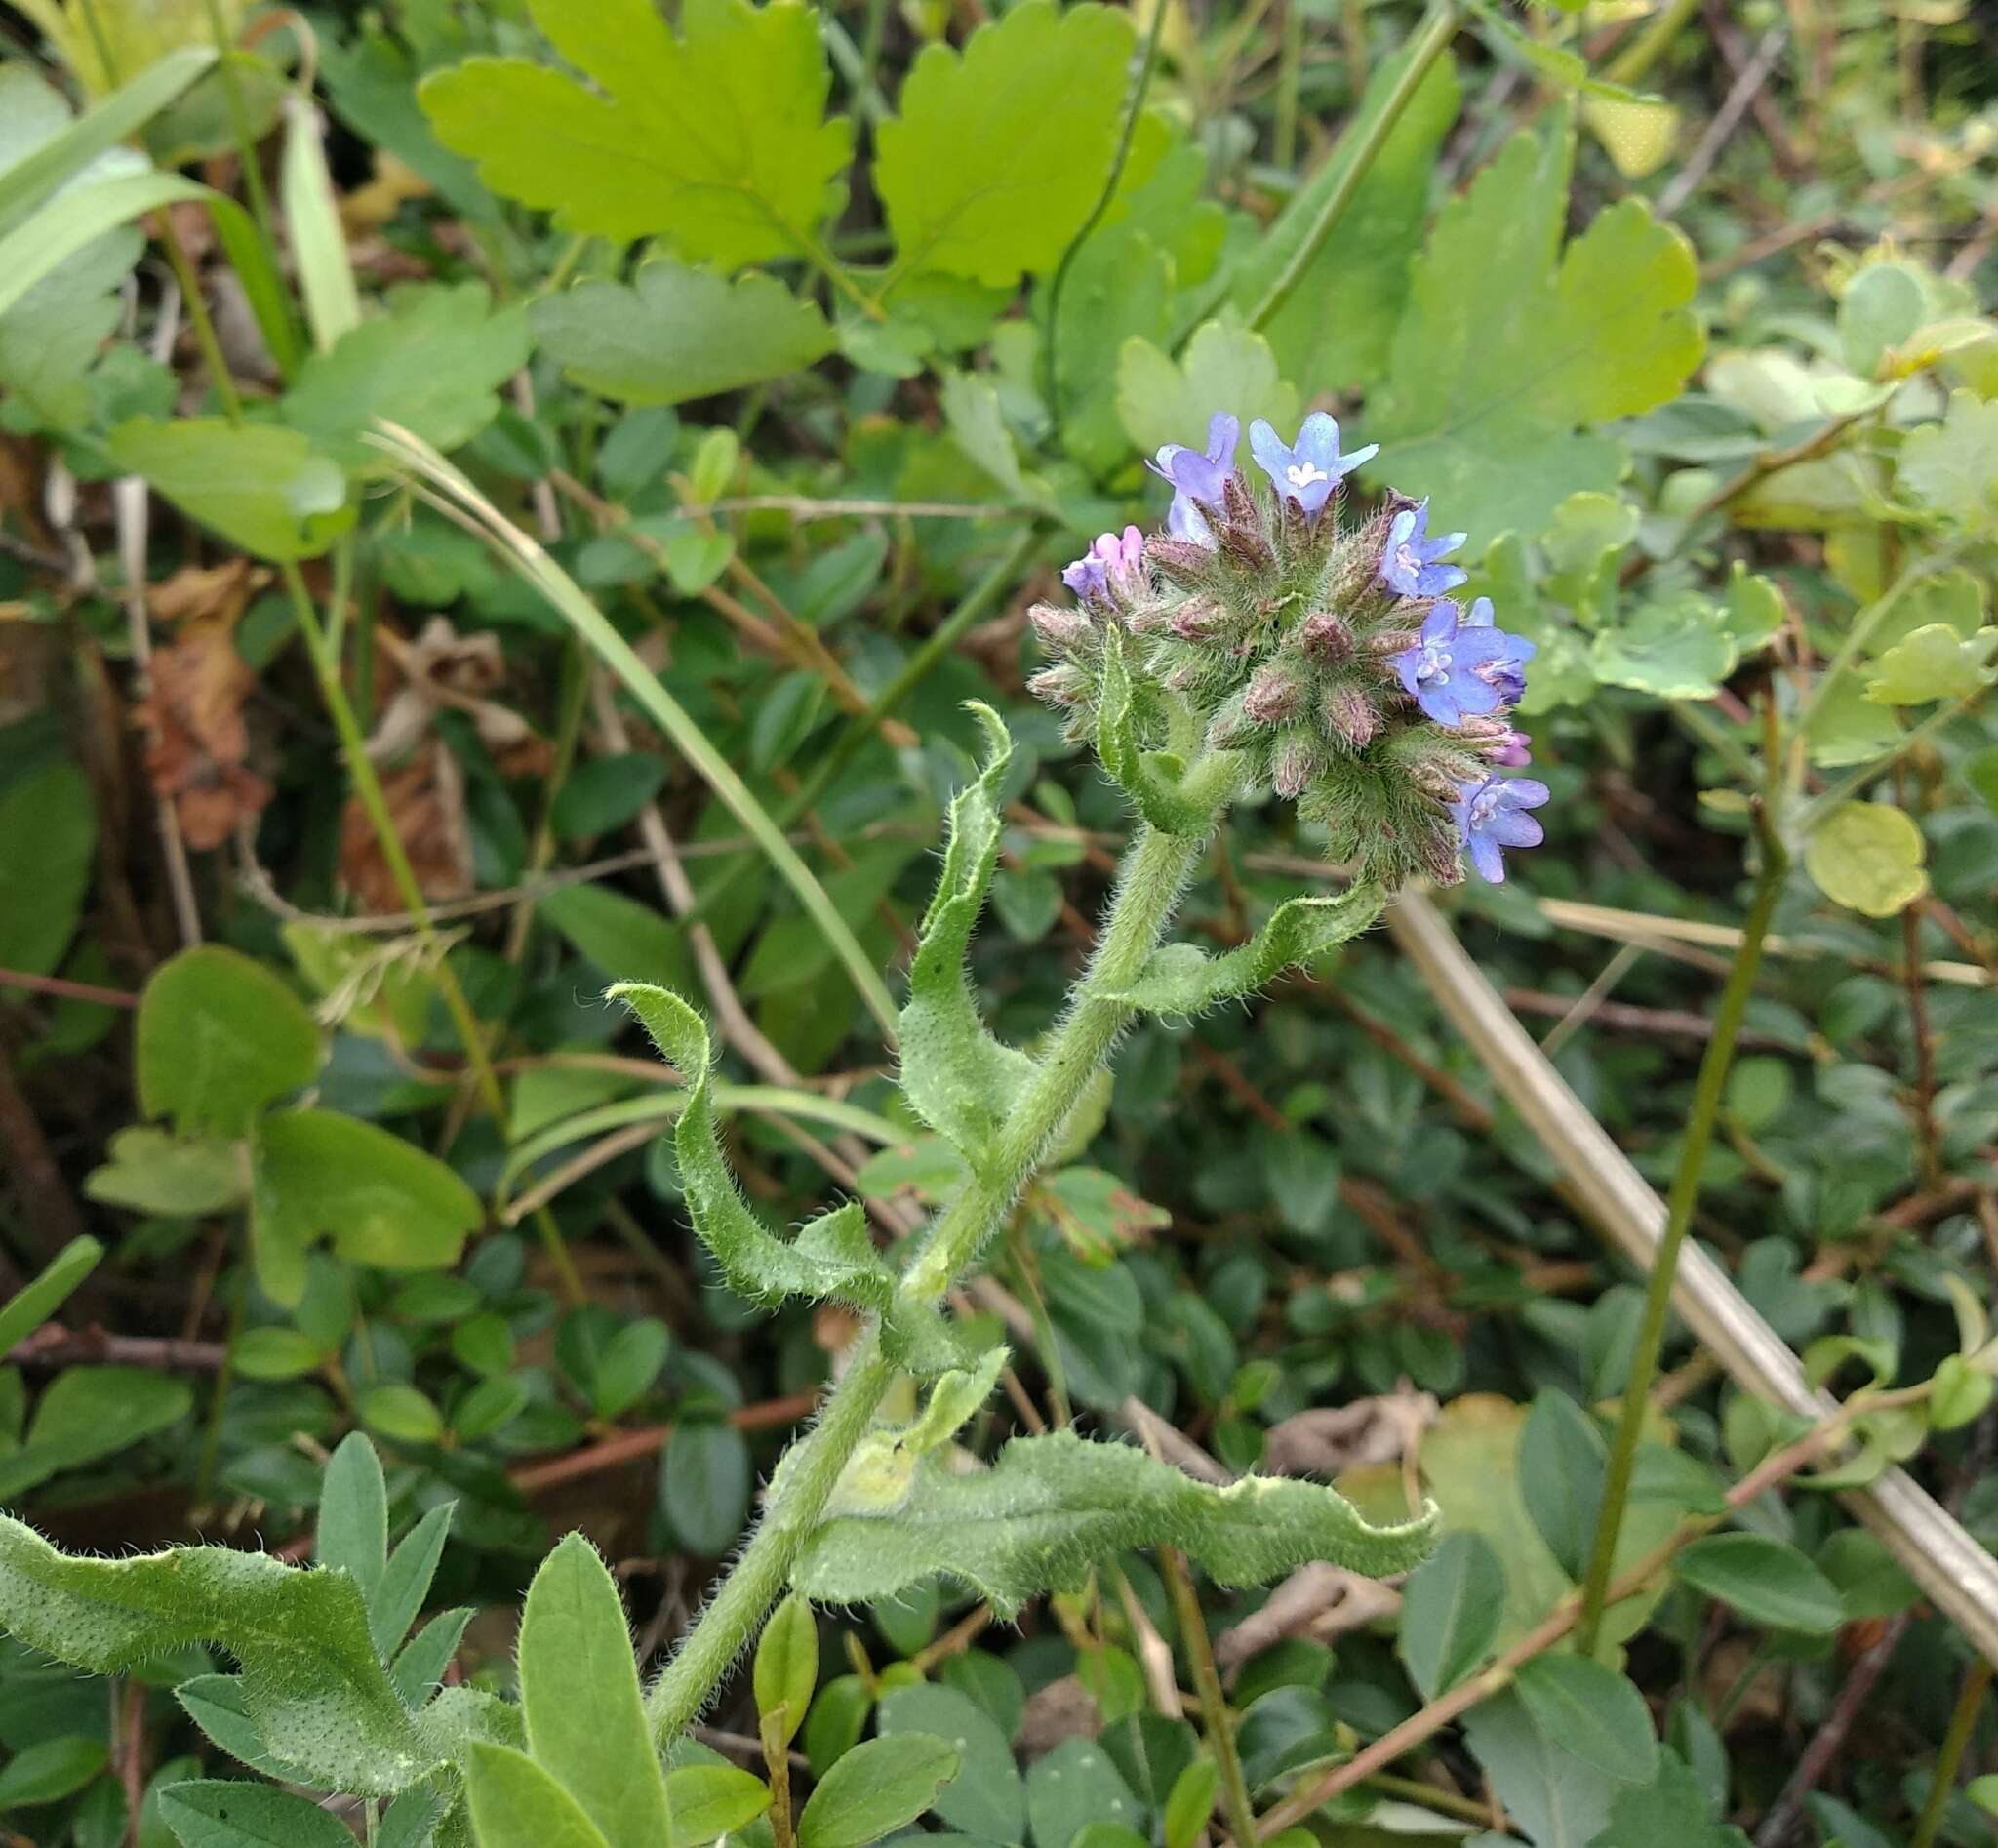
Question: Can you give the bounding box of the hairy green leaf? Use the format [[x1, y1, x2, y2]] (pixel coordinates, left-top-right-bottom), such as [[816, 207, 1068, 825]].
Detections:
[[1098, 882, 1382, 1014], [1369, 108, 1701, 543], [420, 0, 850, 266], [875, 1, 1132, 287], [1094, 626, 1214, 837], [533, 261, 834, 406], [610, 984, 896, 1309], [519, 1536, 669, 1848], [795, 1429, 1435, 1617], [317, 1432, 389, 1612], [754, 1594, 819, 1748], [896, 703, 1039, 1179], [463, 1742, 611, 1848], [0, 1513, 424, 1793]]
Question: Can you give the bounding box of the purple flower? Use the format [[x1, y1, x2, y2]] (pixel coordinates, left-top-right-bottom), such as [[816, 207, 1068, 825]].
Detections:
[[1061, 525, 1145, 600], [1452, 775, 1549, 883], [1390, 601, 1537, 726], [1379, 500, 1468, 598], [1147, 412, 1239, 545], [1249, 413, 1378, 514], [1487, 727, 1533, 767]]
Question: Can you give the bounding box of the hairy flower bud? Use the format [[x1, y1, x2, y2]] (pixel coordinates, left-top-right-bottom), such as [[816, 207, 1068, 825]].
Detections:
[[1029, 602, 1094, 654], [1027, 663, 1089, 708], [1243, 662, 1303, 726], [1298, 610, 1354, 663]]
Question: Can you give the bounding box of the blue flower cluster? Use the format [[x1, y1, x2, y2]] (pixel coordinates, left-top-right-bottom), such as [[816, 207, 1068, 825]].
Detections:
[[1052, 411, 1548, 886]]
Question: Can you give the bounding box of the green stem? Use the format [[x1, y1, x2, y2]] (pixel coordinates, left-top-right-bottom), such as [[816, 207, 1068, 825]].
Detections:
[[1793, 544, 1966, 736], [1162, 1545, 1259, 1847], [644, 753, 1242, 1739], [1911, 1656, 1992, 1848], [1042, 0, 1169, 421], [1247, 0, 1459, 332], [191, 1258, 246, 1510], [199, 0, 291, 340], [279, 562, 587, 1306], [1574, 808, 1789, 1656], [1794, 686, 1990, 834]]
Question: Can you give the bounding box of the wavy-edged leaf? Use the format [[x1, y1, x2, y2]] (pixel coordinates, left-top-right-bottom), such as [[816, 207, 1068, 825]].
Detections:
[[419, 0, 850, 267], [531, 261, 834, 406], [897, 703, 1038, 1179], [1095, 626, 1214, 838], [0, 1512, 422, 1794], [794, 1429, 1435, 1618], [1098, 883, 1382, 1014], [609, 984, 897, 1312]]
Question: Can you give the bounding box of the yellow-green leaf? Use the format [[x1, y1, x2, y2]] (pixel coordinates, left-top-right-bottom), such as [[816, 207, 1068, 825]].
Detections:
[[1804, 800, 1928, 917]]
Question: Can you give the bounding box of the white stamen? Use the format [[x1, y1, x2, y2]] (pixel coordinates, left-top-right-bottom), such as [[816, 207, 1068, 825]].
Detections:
[[1287, 461, 1330, 489]]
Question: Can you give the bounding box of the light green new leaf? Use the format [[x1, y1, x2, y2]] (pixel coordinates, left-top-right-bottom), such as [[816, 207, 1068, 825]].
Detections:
[[1513, 1656, 1658, 1784], [794, 1429, 1435, 1617], [0, 217, 142, 428], [1369, 109, 1701, 543], [939, 369, 1037, 503], [796, 1733, 959, 1848], [1591, 594, 1737, 700], [1099, 882, 1383, 1015], [0, 1235, 101, 1358], [137, 945, 321, 1139], [1862, 622, 1996, 704], [106, 417, 350, 561], [0, 1513, 423, 1794], [876, 0, 1132, 286], [530, 261, 834, 405], [519, 1536, 670, 1848], [1239, 50, 1460, 396], [610, 984, 899, 1310], [420, 0, 851, 266], [282, 281, 529, 471], [754, 1594, 819, 1748], [281, 93, 360, 353], [0, 760, 95, 979], [1094, 626, 1214, 838], [1117, 319, 1299, 467], [251, 1109, 481, 1308], [897, 704, 1039, 1180], [1804, 801, 1928, 918], [84, 1128, 248, 1217], [159, 1780, 359, 1848], [1899, 389, 1998, 530], [663, 1762, 772, 1844], [464, 1743, 613, 1848]]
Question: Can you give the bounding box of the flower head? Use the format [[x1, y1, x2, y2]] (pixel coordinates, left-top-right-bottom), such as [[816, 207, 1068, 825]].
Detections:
[[1390, 601, 1537, 726], [1249, 413, 1378, 515], [1379, 500, 1467, 598], [1062, 525, 1146, 601], [1451, 775, 1549, 883], [1147, 412, 1239, 545]]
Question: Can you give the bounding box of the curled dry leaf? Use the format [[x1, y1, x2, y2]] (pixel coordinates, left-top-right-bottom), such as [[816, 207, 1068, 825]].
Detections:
[[1214, 1560, 1403, 1670], [369, 616, 546, 774], [339, 741, 474, 911], [1263, 1386, 1440, 1478], [133, 559, 275, 850]]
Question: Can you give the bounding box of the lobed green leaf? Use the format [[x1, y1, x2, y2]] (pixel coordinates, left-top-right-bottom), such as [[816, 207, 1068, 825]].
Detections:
[[1093, 627, 1217, 839]]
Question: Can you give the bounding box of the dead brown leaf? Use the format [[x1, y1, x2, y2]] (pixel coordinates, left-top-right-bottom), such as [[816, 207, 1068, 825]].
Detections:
[[133, 559, 275, 850], [1017, 1673, 1101, 1756], [1263, 1386, 1439, 1478], [339, 741, 474, 912], [1214, 1561, 1403, 1671]]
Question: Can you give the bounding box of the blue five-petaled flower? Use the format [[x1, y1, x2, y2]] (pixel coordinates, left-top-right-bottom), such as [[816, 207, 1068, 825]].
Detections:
[[1452, 775, 1550, 884], [1379, 500, 1467, 597], [1147, 412, 1239, 544], [1249, 414, 1378, 515], [1390, 598, 1537, 726]]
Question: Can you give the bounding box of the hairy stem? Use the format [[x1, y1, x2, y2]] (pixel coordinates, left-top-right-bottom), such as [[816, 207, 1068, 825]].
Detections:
[[644, 754, 1241, 1739], [1575, 804, 1789, 1655]]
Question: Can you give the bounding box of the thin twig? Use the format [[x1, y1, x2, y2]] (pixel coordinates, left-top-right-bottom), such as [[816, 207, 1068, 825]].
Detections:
[[1656, 23, 1788, 218]]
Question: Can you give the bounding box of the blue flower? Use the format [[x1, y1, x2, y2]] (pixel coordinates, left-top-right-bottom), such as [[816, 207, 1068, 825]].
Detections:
[[1452, 775, 1549, 883], [1249, 413, 1378, 514], [1390, 600, 1536, 726], [1147, 412, 1239, 545], [1379, 500, 1467, 597], [1061, 525, 1145, 600]]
